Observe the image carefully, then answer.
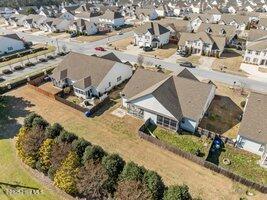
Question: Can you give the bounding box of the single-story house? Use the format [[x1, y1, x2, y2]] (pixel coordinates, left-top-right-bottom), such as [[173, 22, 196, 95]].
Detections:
[[50, 52, 132, 99], [236, 92, 267, 166], [134, 22, 170, 48], [0, 34, 25, 56], [121, 68, 216, 133]]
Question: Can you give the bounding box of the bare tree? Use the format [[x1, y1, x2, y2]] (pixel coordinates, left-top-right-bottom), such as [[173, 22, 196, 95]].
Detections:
[[136, 54, 144, 68]]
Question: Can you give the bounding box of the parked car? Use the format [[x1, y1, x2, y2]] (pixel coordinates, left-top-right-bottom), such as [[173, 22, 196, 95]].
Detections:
[[70, 32, 77, 38], [25, 62, 35, 67], [39, 58, 47, 62], [117, 31, 123, 35], [47, 55, 55, 60], [177, 50, 189, 57], [2, 69, 12, 74], [180, 62, 195, 68], [95, 47, 106, 51], [143, 46, 153, 52], [0, 77, 5, 82], [14, 65, 24, 71]]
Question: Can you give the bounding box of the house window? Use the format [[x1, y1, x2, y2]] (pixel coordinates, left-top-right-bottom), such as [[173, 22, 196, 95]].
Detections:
[[7, 47, 13, 51], [145, 35, 150, 40], [157, 115, 178, 131], [253, 58, 258, 63], [238, 138, 245, 148], [247, 50, 252, 54], [259, 144, 265, 152], [255, 51, 260, 55], [108, 82, 111, 87], [117, 76, 122, 82], [157, 115, 163, 125], [245, 57, 250, 62]]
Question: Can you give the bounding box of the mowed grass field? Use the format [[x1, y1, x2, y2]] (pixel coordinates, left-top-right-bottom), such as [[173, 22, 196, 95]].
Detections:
[[4, 85, 267, 200], [0, 95, 72, 200], [0, 139, 61, 200]]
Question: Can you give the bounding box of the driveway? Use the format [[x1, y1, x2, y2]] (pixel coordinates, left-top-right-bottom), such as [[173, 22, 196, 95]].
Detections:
[[240, 63, 267, 82]]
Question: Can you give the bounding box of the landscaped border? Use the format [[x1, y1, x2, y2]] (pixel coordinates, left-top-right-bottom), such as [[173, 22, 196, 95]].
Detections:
[[138, 122, 267, 194]]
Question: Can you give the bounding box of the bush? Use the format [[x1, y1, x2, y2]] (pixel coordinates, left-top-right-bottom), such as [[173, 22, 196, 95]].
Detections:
[[54, 151, 80, 195], [120, 161, 145, 182], [16, 127, 46, 168], [32, 116, 49, 131], [240, 101, 246, 108], [76, 159, 109, 198], [38, 138, 55, 173], [102, 154, 125, 179], [82, 145, 107, 163], [23, 112, 40, 128], [71, 138, 91, 158], [115, 180, 152, 200], [56, 130, 77, 143], [45, 123, 63, 139], [143, 170, 165, 200], [163, 185, 191, 200]]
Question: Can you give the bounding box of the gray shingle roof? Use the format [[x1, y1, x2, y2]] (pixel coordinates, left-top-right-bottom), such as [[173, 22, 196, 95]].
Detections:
[[239, 92, 267, 144], [134, 22, 170, 36], [122, 69, 214, 121]]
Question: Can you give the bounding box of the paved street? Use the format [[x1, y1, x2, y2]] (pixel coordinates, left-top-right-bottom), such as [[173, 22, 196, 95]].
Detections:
[[1, 27, 267, 93]]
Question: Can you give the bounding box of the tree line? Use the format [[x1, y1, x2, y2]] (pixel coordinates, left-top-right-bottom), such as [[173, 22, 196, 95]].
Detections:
[[16, 113, 197, 200]]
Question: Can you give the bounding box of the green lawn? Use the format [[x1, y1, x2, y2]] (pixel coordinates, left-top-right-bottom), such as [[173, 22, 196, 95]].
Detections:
[[151, 127, 211, 158], [219, 144, 267, 185], [0, 140, 61, 200]]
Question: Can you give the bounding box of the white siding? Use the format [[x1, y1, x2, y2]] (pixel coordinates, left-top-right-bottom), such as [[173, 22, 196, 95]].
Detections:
[[129, 94, 176, 120], [236, 135, 264, 156], [97, 63, 132, 94], [0, 37, 25, 56]]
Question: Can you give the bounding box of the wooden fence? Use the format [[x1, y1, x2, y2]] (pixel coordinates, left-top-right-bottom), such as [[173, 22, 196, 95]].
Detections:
[[197, 127, 236, 146], [138, 126, 267, 193]]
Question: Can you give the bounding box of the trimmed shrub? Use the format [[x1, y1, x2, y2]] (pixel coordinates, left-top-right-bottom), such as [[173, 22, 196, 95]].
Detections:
[[56, 130, 78, 143], [163, 185, 191, 200], [82, 145, 107, 164], [45, 123, 63, 139], [54, 151, 80, 195], [240, 101, 246, 108], [144, 170, 165, 200], [23, 112, 40, 128], [120, 161, 145, 182], [38, 138, 55, 173], [76, 159, 109, 199]]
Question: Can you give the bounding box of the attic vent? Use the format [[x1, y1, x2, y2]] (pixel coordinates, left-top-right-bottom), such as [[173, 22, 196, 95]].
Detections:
[[258, 130, 262, 134], [257, 99, 261, 102]]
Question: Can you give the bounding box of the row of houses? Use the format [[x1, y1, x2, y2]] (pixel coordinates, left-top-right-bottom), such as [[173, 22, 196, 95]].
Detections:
[[50, 51, 267, 167]]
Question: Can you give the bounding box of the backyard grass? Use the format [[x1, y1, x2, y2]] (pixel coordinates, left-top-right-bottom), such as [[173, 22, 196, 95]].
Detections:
[[218, 144, 267, 185], [0, 45, 56, 68], [151, 127, 211, 158], [199, 83, 247, 139]]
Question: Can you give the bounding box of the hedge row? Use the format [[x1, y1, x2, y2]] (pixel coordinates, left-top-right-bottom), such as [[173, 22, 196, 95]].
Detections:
[[15, 113, 196, 200]]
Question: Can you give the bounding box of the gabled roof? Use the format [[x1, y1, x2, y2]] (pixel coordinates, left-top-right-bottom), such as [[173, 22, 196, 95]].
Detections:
[[134, 22, 170, 36], [239, 92, 267, 144], [247, 29, 267, 42], [122, 69, 214, 121], [0, 33, 23, 42], [51, 52, 119, 89], [100, 9, 123, 19], [177, 68, 199, 81], [101, 52, 122, 62]]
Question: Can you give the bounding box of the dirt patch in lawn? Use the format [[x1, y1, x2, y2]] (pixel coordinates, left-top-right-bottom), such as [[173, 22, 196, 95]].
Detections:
[[199, 83, 248, 139], [258, 67, 267, 73], [5, 85, 266, 200], [178, 55, 201, 66], [108, 37, 133, 50], [212, 49, 247, 76], [38, 82, 62, 95], [142, 44, 177, 59]]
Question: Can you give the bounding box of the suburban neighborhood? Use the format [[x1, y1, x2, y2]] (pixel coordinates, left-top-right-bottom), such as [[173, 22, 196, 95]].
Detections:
[[0, 0, 267, 200]]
